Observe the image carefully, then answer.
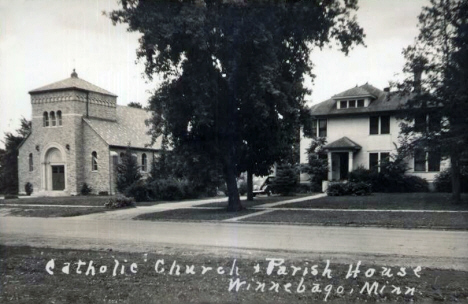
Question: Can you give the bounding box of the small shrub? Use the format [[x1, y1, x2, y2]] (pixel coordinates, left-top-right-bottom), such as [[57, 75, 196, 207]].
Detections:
[[148, 178, 192, 201], [98, 191, 109, 196], [295, 183, 314, 193], [80, 183, 93, 195], [434, 169, 468, 193], [125, 180, 150, 202], [24, 182, 33, 196], [238, 180, 247, 196], [272, 163, 298, 196], [104, 195, 135, 209], [402, 175, 429, 192], [327, 182, 372, 196], [4, 194, 18, 199]]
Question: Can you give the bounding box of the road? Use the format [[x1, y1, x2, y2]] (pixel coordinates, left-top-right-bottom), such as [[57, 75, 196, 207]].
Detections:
[[1, 216, 467, 270]]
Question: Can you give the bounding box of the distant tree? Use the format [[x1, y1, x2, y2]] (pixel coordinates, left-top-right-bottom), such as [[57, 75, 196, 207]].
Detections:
[[116, 146, 141, 193], [0, 118, 31, 194], [394, 0, 468, 202], [110, 0, 364, 211], [271, 163, 298, 196], [128, 102, 143, 109]]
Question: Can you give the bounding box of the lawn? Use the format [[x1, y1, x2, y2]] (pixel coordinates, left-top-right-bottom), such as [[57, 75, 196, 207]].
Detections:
[[0, 195, 112, 206], [272, 193, 468, 210], [241, 210, 468, 230], [0, 245, 466, 303], [0, 206, 108, 217], [135, 207, 258, 221]]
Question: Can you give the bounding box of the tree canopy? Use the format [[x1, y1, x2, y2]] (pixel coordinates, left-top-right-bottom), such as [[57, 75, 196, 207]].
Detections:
[[394, 0, 468, 202], [109, 0, 364, 211]]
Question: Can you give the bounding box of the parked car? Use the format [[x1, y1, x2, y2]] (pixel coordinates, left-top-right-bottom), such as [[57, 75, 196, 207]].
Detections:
[[253, 176, 276, 196]]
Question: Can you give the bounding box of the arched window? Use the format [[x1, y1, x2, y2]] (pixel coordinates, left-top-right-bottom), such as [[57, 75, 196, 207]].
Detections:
[[141, 153, 147, 172], [50, 111, 56, 127], [91, 151, 98, 171], [43, 112, 49, 127], [29, 153, 33, 171], [57, 110, 62, 126]]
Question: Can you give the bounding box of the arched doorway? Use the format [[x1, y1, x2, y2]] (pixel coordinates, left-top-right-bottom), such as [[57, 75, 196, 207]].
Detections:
[[43, 147, 66, 191]]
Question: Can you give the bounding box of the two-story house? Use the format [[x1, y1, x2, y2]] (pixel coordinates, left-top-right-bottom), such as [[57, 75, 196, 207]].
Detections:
[[300, 83, 448, 187]]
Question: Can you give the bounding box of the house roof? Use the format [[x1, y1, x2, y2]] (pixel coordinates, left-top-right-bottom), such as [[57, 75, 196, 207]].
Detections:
[[84, 106, 161, 150], [29, 69, 117, 97], [310, 83, 411, 117], [324, 136, 361, 151]]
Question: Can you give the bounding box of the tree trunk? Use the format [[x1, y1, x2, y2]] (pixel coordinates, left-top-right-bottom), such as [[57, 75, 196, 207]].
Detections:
[[224, 157, 243, 212], [450, 153, 461, 203], [247, 170, 254, 201]]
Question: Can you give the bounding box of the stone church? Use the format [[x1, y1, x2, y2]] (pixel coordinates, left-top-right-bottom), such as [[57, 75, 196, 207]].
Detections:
[[18, 70, 161, 196]]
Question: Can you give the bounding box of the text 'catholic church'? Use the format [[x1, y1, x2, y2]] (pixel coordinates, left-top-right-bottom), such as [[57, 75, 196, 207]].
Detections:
[[17, 70, 161, 196]]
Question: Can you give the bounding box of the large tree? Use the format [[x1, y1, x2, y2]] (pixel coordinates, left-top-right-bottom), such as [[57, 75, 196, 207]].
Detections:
[[109, 0, 364, 211], [395, 0, 468, 202], [0, 118, 31, 194]]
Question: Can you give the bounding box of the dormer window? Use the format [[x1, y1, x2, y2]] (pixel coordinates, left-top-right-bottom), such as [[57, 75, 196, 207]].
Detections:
[[349, 100, 356, 108], [357, 100, 364, 107], [339, 101, 347, 109], [337, 99, 367, 109]]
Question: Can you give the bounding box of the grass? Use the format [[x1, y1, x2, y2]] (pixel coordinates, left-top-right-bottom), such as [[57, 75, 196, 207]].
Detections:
[[272, 193, 468, 210], [135, 207, 258, 221], [0, 195, 113, 206], [241, 210, 468, 230], [0, 206, 108, 217], [1, 245, 467, 303]]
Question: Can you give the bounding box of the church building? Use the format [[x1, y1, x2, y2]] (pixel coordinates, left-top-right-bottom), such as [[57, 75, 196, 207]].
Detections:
[[18, 70, 161, 196]]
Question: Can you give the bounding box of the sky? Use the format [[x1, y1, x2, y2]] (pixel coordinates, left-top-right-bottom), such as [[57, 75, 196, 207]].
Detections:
[[0, 0, 428, 149]]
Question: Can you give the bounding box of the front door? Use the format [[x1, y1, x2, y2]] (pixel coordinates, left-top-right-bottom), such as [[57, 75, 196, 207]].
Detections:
[[339, 153, 349, 180], [51, 165, 65, 190]]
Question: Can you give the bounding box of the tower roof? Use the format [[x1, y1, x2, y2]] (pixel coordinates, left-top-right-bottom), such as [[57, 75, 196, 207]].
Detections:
[[29, 69, 117, 97]]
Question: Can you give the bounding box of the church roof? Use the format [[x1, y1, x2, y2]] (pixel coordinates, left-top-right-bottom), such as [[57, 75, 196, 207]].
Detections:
[[324, 136, 361, 151], [84, 106, 162, 150], [29, 69, 117, 97], [310, 83, 411, 117]]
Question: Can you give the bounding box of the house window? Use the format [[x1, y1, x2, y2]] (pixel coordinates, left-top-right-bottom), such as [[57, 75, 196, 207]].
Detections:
[[91, 151, 98, 171], [369, 153, 379, 172], [414, 114, 426, 133], [120, 152, 125, 163], [57, 111, 62, 126], [318, 119, 327, 137], [415, 113, 441, 133], [43, 112, 49, 127], [357, 99, 364, 107], [29, 153, 33, 171], [311, 119, 327, 137], [415, 149, 441, 172], [370, 116, 390, 135], [414, 149, 427, 172], [370, 117, 379, 135], [369, 152, 391, 172], [141, 153, 147, 172], [340, 100, 347, 109], [50, 111, 56, 127], [349, 100, 356, 108]]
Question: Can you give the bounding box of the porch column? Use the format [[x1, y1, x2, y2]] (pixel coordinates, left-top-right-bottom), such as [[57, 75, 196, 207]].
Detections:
[[327, 152, 332, 181], [348, 151, 353, 173]]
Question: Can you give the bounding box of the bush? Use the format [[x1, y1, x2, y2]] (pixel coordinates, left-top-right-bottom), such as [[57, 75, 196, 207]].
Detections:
[[104, 195, 135, 209], [295, 183, 314, 194], [148, 178, 193, 201], [272, 163, 298, 196], [237, 180, 247, 196], [80, 183, 92, 195], [98, 191, 109, 196], [4, 194, 18, 199], [434, 169, 468, 192], [24, 182, 33, 196], [125, 180, 150, 202], [327, 181, 372, 196], [401, 175, 429, 192]]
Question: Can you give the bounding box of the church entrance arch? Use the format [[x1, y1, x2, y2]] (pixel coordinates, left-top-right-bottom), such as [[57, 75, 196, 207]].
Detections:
[[42, 146, 67, 191]]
